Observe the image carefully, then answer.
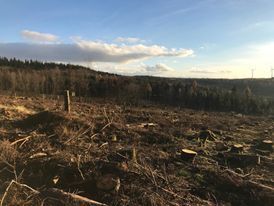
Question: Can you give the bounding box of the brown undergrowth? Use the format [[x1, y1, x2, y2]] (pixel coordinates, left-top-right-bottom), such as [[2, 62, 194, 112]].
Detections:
[[0, 96, 273, 205]]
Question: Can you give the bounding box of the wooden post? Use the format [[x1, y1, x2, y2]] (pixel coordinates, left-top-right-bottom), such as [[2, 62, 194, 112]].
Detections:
[[64, 90, 70, 112], [132, 146, 137, 163]]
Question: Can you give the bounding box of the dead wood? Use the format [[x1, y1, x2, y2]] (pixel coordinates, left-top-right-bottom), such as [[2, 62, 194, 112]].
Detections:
[[41, 188, 108, 206], [220, 169, 274, 205], [0, 180, 108, 206]]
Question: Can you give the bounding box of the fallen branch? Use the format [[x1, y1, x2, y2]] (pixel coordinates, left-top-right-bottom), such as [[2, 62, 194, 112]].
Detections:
[[247, 180, 274, 192], [0, 180, 108, 206], [10, 136, 31, 146], [224, 169, 274, 190], [41, 188, 108, 206], [219, 169, 274, 204], [11, 133, 46, 148]]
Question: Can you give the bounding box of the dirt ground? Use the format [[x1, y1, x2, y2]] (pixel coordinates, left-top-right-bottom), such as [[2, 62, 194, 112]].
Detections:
[[0, 96, 273, 206]]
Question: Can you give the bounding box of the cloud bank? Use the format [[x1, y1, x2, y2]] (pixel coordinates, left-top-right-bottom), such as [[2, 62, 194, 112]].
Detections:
[[0, 29, 198, 77], [0, 32, 193, 63]]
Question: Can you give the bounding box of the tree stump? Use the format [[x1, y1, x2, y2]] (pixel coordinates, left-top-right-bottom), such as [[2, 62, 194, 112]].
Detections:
[[64, 90, 70, 113], [181, 149, 197, 162], [259, 140, 273, 152], [231, 144, 244, 153]]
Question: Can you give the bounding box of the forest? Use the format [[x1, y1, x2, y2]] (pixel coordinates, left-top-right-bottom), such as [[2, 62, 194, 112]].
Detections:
[[0, 57, 274, 115]]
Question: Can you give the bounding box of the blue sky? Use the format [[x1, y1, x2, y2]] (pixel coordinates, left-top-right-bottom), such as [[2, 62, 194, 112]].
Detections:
[[1, 0, 274, 78]]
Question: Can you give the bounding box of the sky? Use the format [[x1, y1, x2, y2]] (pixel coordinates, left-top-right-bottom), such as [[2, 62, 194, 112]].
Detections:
[[0, 0, 274, 78]]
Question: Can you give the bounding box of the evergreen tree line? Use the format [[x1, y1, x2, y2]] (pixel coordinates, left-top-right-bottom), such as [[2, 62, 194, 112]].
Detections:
[[0, 57, 274, 115]]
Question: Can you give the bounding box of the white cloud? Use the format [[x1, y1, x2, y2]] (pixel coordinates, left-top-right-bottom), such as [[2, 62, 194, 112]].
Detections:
[[102, 41, 274, 78], [75, 38, 193, 62], [21, 30, 59, 43], [114, 37, 145, 44], [0, 37, 193, 64]]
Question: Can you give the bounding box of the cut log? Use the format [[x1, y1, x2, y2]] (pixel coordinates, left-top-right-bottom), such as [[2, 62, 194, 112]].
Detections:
[[181, 149, 197, 162]]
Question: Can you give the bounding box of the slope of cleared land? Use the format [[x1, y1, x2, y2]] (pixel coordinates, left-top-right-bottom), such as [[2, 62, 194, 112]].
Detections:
[[0, 96, 273, 206]]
